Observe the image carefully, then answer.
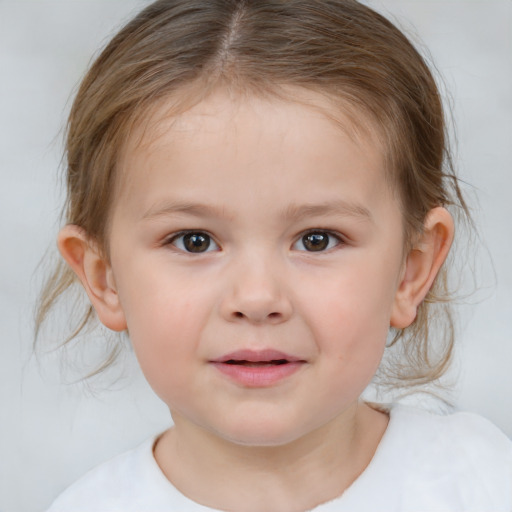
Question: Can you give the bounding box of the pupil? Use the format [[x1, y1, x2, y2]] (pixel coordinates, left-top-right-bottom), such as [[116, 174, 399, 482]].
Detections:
[[303, 232, 328, 251], [184, 233, 210, 252]]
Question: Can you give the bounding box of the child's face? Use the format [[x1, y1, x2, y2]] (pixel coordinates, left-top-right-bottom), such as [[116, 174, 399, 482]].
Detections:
[[108, 90, 407, 445]]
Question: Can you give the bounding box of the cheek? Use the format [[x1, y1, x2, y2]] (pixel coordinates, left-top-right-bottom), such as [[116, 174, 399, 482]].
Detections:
[[115, 268, 214, 396], [296, 261, 397, 384], [301, 265, 397, 343]]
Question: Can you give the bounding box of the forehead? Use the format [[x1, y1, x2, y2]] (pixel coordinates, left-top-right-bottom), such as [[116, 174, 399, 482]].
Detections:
[[113, 88, 393, 222], [120, 87, 385, 174]]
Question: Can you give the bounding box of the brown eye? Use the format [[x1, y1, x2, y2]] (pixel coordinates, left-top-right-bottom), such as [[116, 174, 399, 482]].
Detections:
[[293, 231, 341, 252], [170, 232, 219, 253], [302, 232, 329, 251], [183, 232, 211, 252]]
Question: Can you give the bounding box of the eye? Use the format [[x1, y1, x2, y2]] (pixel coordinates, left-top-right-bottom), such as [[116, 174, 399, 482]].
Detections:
[[293, 231, 342, 252], [168, 231, 219, 253]]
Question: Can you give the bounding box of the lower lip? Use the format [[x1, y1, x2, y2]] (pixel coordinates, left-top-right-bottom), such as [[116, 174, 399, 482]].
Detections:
[[211, 362, 304, 387]]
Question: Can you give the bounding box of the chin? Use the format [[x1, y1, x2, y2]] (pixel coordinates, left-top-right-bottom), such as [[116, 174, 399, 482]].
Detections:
[[210, 414, 314, 448]]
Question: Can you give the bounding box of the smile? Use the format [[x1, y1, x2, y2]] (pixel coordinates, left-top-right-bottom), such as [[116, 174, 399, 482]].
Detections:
[[210, 350, 306, 387]]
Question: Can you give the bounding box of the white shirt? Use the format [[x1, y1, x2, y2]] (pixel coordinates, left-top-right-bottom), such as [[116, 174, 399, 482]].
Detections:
[[47, 405, 512, 511]]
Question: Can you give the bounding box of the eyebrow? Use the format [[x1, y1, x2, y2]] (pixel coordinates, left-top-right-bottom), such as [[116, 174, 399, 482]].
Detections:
[[282, 201, 373, 223], [141, 199, 373, 223], [142, 201, 233, 221]]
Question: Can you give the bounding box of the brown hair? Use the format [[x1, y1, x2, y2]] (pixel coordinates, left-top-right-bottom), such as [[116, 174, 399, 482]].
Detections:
[[36, 0, 469, 390]]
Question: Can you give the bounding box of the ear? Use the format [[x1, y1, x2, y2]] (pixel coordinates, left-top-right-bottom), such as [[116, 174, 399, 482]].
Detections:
[[57, 225, 127, 332], [391, 207, 454, 329]]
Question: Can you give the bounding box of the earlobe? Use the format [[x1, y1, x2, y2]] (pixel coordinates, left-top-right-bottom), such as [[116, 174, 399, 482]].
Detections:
[[57, 225, 127, 332], [391, 207, 454, 329]]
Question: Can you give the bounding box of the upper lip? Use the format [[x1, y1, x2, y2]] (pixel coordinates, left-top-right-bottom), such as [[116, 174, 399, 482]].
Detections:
[[211, 349, 304, 363]]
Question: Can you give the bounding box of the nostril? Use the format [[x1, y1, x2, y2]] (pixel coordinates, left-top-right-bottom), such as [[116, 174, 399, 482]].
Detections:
[[232, 311, 281, 321]]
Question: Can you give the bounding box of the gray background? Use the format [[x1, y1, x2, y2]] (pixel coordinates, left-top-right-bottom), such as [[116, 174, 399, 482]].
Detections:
[[1, 1, 511, 511]]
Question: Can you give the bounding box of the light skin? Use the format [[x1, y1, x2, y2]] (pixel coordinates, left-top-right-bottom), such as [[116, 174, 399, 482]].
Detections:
[[59, 89, 454, 512]]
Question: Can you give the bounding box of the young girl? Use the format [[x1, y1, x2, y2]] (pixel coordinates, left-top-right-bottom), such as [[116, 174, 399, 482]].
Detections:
[[39, 0, 512, 510]]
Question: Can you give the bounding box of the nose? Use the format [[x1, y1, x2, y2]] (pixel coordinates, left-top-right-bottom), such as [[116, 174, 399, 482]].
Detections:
[[219, 254, 293, 325]]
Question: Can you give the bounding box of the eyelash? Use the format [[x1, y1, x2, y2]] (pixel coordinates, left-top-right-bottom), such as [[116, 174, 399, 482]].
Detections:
[[292, 230, 344, 253], [164, 229, 345, 254], [165, 231, 220, 253]]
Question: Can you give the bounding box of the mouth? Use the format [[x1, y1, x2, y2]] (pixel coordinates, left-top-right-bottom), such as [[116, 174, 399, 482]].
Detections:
[[224, 359, 290, 367], [212, 349, 304, 365], [210, 349, 306, 387]]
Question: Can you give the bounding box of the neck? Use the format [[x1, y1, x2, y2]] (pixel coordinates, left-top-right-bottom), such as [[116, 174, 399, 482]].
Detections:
[[154, 402, 388, 512]]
